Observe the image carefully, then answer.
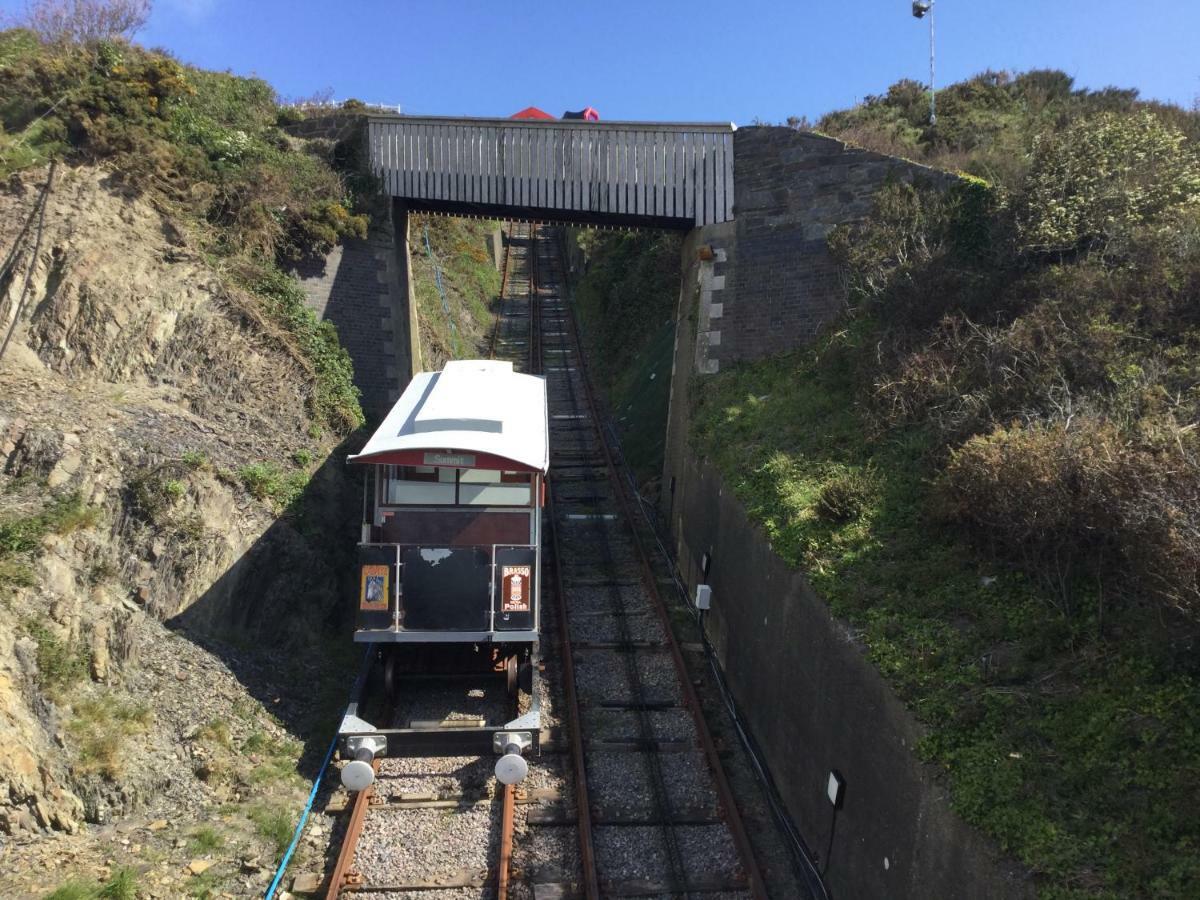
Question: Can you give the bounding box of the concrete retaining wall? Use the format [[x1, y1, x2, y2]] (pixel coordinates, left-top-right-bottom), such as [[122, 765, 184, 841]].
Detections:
[[658, 131, 1029, 898], [669, 453, 1032, 898]]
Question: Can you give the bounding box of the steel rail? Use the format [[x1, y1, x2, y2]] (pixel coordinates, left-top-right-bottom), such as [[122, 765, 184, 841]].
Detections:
[[530, 223, 606, 898], [492, 221, 535, 900], [535, 227, 695, 895], [548, 232, 770, 899], [528, 222, 541, 376], [323, 760, 378, 899], [545, 479, 602, 900], [497, 783, 516, 900]]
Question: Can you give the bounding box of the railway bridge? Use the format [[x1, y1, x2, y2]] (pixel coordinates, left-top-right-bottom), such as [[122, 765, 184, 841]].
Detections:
[[367, 115, 735, 229], [359, 113, 957, 385]]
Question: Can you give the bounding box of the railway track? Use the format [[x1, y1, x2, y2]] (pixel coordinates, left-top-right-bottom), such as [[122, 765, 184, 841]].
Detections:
[[530, 226, 766, 900], [319, 223, 539, 900], [319, 221, 770, 899]]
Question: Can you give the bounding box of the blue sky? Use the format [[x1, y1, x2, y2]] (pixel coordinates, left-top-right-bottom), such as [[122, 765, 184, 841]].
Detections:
[[5, 1, 1199, 123]]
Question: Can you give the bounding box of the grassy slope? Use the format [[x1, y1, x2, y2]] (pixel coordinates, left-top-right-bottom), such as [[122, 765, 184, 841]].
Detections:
[[409, 215, 501, 368], [810, 68, 1200, 185], [692, 72, 1200, 898], [571, 229, 682, 486], [693, 331, 1200, 898]]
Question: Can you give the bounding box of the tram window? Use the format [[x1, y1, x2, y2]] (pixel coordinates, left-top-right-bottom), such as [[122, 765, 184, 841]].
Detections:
[[402, 466, 439, 482], [381, 466, 532, 506], [383, 465, 455, 505], [459, 469, 531, 506]]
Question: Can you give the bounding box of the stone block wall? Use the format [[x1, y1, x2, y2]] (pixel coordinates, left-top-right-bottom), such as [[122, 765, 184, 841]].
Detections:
[[696, 127, 957, 371], [290, 203, 411, 420], [280, 111, 364, 143]]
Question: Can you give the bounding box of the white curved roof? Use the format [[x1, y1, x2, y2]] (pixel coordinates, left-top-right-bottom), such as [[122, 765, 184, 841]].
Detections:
[[348, 360, 549, 472]]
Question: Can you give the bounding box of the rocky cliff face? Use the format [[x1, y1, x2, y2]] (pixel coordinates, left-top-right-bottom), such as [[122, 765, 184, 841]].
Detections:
[[0, 166, 358, 897]]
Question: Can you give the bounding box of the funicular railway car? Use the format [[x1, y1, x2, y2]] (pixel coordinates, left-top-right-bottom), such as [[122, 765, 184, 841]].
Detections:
[[336, 360, 547, 790]]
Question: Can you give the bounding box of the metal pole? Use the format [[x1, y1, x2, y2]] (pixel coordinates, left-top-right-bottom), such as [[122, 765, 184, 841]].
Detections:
[[929, 2, 937, 125]]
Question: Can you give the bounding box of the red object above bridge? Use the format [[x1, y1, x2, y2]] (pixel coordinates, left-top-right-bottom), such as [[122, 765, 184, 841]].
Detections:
[[562, 107, 599, 121], [510, 106, 555, 120]]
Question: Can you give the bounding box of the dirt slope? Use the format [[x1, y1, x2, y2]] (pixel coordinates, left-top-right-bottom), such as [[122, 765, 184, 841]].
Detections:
[[0, 165, 357, 897]]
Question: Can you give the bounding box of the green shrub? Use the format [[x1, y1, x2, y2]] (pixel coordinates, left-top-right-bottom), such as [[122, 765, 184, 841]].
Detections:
[[25, 619, 90, 690], [0, 557, 36, 589], [180, 449, 210, 470], [940, 418, 1200, 619], [128, 464, 187, 525], [68, 694, 152, 778], [249, 805, 294, 859], [243, 267, 362, 433], [238, 461, 308, 509], [0, 493, 98, 595], [287, 199, 367, 260], [811, 68, 1198, 184], [197, 718, 231, 748], [0, 492, 98, 555], [274, 105, 303, 126], [45, 866, 139, 900], [816, 468, 877, 523], [45, 881, 95, 900], [96, 867, 138, 900], [0, 513, 47, 555], [188, 825, 225, 853], [1017, 112, 1200, 255]]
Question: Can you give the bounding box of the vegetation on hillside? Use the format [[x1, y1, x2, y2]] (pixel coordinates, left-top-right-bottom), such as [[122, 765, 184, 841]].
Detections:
[[409, 214, 501, 369], [809, 69, 1200, 185], [570, 229, 682, 485], [0, 26, 367, 431], [698, 75, 1200, 897]]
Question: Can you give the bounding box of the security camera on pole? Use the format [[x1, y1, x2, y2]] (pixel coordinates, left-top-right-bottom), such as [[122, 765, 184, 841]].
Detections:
[[912, 1, 936, 126]]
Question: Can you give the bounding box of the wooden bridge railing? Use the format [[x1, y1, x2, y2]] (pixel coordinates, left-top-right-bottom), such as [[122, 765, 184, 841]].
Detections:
[[368, 115, 735, 227]]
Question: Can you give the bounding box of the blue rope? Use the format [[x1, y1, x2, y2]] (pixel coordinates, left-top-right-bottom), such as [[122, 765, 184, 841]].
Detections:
[[422, 223, 456, 334], [262, 730, 339, 899]]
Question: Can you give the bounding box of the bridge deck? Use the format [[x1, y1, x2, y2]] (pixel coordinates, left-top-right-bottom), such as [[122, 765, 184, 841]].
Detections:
[[369, 115, 735, 228]]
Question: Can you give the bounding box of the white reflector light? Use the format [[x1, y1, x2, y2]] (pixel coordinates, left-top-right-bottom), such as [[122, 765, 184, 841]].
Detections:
[[341, 759, 375, 792], [495, 753, 529, 785]]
